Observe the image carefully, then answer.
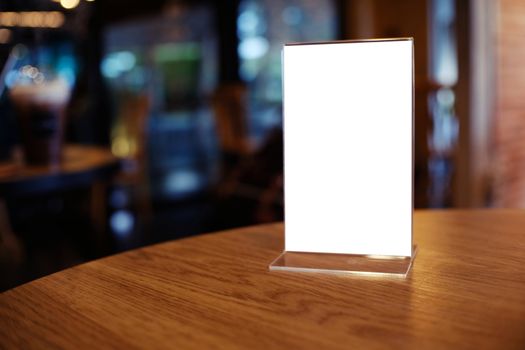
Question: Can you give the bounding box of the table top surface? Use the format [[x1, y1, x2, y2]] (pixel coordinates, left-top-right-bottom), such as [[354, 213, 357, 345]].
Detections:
[[2, 210, 525, 349], [0, 144, 119, 195]]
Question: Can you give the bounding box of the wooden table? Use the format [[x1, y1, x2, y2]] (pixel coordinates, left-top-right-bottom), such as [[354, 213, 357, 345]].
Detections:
[[0, 145, 120, 274], [0, 145, 120, 196], [1, 210, 525, 349]]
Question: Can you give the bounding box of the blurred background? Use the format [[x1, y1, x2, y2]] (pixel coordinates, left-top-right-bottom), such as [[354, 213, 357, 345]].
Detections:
[[0, 0, 522, 290]]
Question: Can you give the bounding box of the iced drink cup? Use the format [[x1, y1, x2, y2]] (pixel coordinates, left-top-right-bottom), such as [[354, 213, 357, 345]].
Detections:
[[9, 79, 70, 165]]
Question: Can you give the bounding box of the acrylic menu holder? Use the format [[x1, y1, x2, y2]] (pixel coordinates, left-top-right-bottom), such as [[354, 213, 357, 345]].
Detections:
[[269, 38, 416, 277], [269, 248, 418, 277]]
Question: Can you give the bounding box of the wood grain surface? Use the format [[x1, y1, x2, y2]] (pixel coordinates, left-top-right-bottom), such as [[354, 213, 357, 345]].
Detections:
[[1, 210, 525, 349]]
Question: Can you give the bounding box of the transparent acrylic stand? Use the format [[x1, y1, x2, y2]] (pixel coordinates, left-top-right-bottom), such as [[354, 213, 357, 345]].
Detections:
[[269, 246, 417, 278]]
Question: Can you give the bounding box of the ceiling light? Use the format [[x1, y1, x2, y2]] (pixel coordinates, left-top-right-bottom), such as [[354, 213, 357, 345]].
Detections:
[[60, 0, 80, 9]]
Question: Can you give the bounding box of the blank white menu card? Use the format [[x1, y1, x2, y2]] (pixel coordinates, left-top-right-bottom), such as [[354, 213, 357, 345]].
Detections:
[[283, 39, 413, 257]]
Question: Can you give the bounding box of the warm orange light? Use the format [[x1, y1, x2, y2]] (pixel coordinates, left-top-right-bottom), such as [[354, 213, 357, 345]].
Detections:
[[0, 29, 12, 44], [0, 12, 20, 27], [0, 12, 64, 28], [23, 12, 41, 27], [111, 136, 131, 158], [46, 12, 65, 28]]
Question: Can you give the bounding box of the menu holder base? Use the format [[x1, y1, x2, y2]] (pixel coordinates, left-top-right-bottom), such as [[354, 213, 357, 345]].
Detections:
[[269, 246, 417, 278]]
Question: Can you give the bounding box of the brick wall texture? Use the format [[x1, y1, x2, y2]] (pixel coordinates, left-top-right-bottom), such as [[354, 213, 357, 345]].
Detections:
[[494, 0, 525, 207]]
